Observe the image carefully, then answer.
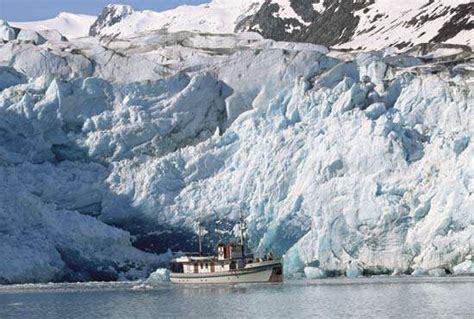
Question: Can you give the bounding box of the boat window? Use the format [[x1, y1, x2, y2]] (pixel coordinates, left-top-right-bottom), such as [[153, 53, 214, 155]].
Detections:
[[205, 263, 208, 268], [200, 263, 203, 269], [275, 266, 282, 275]]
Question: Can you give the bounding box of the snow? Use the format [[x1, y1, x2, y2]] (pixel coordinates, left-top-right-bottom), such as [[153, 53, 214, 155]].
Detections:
[[271, 0, 309, 26], [94, 0, 265, 38], [11, 13, 96, 39], [312, 2, 326, 14], [447, 30, 473, 47], [8, 0, 471, 50], [0, 17, 472, 283], [339, 0, 473, 50]]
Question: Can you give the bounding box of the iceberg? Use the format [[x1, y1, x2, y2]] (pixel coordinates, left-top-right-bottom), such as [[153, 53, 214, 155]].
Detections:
[[146, 268, 171, 284]]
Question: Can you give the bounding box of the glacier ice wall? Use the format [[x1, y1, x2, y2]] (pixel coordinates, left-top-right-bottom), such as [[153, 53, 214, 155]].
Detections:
[[0, 32, 472, 282]]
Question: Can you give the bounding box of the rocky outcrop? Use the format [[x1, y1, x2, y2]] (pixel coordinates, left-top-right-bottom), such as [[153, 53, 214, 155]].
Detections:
[[89, 4, 134, 37], [236, 0, 367, 46], [236, 0, 473, 49]]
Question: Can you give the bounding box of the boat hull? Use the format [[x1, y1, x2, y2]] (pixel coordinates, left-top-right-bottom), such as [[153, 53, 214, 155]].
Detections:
[[170, 260, 283, 284]]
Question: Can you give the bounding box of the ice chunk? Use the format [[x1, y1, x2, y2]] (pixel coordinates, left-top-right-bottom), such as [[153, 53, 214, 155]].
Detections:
[[304, 267, 327, 279], [313, 62, 359, 89], [0, 20, 16, 41], [411, 268, 428, 277], [146, 268, 171, 284], [37, 29, 68, 42], [452, 136, 469, 156], [365, 102, 387, 120], [346, 262, 362, 278], [428, 268, 446, 277], [453, 260, 474, 275], [16, 29, 47, 45], [391, 269, 405, 276]]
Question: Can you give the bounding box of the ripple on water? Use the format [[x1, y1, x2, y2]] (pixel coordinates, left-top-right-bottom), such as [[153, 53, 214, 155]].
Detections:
[[0, 277, 473, 318]]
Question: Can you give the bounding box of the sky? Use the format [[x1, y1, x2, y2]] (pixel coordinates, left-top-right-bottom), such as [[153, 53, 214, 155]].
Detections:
[[0, 0, 210, 21]]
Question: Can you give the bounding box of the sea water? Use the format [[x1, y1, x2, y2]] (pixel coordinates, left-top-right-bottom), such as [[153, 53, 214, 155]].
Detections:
[[0, 277, 473, 318]]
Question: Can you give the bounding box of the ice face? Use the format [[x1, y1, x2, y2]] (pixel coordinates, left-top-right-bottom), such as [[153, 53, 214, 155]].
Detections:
[[0, 31, 472, 283], [453, 259, 474, 275], [16, 30, 47, 45], [0, 20, 16, 42]]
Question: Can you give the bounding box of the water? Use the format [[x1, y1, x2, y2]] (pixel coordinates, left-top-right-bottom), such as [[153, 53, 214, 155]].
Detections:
[[0, 277, 473, 318]]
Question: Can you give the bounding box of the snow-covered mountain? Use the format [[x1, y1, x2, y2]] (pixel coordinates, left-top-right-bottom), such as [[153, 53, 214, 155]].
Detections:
[[237, 0, 474, 49], [11, 12, 95, 39], [88, 0, 473, 50], [89, 1, 264, 38], [8, 1, 472, 48]]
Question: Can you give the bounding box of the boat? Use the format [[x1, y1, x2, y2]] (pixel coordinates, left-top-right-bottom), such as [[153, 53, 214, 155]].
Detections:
[[169, 211, 283, 284]]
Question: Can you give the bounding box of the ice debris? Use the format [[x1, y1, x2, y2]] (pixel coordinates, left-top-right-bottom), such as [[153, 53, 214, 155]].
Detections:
[[453, 259, 474, 275], [146, 268, 171, 284], [304, 267, 327, 279]]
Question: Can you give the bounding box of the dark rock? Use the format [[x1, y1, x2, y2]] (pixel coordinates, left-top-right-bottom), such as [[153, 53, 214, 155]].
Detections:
[[89, 4, 134, 37], [236, 0, 369, 47]]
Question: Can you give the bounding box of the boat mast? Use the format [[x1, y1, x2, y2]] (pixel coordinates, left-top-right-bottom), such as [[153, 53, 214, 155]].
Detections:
[[239, 207, 245, 257], [198, 217, 203, 256]]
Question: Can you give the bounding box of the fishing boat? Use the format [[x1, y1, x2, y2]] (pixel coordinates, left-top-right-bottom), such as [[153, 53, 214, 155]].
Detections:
[[169, 211, 283, 284]]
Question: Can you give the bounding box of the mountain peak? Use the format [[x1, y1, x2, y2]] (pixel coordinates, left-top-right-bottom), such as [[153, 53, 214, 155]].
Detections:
[[104, 4, 135, 15], [89, 3, 135, 37]]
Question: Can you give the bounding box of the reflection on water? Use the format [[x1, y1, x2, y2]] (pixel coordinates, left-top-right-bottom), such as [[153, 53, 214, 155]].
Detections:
[[0, 277, 473, 318]]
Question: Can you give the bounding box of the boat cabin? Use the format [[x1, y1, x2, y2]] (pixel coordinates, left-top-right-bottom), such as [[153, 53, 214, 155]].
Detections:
[[170, 243, 254, 275]]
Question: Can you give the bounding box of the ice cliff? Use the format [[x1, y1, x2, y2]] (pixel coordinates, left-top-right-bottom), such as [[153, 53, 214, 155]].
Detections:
[[0, 26, 472, 283]]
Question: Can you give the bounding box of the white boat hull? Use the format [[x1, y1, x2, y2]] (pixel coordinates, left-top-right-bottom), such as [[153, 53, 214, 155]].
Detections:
[[170, 260, 283, 284]]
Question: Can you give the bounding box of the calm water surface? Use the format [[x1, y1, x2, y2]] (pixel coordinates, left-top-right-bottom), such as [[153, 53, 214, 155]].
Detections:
[[0, 277, 473, 318]]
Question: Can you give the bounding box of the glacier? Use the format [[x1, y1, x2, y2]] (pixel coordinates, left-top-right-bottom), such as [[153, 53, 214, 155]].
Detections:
[[0, 27, 473, 284]]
